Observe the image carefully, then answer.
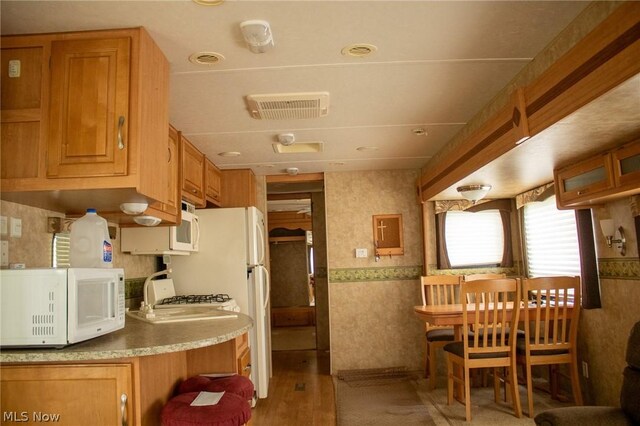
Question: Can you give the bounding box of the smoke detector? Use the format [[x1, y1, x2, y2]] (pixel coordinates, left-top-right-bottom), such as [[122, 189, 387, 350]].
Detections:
[[277, 133, 295, 146], [285, 167, 299, 176], [246, 92, 330, 120]]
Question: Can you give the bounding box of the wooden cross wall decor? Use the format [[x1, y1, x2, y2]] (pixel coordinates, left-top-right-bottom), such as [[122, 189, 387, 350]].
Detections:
[[372, 214, 404, 256]]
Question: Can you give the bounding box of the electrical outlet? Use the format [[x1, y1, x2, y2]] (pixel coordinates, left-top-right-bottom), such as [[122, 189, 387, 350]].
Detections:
[[582, 361, 589, 378], [1, 241, 8, 267]]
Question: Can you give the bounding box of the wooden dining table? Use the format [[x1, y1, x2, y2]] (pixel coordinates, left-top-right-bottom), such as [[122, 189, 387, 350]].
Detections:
[[414, 302, 576, 399]]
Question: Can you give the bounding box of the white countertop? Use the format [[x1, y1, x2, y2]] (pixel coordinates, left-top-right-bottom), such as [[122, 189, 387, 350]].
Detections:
[[0, 312, 253, 363]]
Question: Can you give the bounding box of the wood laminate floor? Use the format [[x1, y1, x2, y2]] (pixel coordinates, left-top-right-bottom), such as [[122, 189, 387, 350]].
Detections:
[[251, 350, 336, 426]]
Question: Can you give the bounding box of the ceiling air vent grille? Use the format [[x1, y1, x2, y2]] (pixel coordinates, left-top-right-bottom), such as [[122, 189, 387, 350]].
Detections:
[[246, 92, 329, 120]]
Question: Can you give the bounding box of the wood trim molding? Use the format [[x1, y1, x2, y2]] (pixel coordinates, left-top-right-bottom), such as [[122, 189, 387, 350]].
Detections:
[[418, 3, 640, 203], [266, 172, 323, 184]]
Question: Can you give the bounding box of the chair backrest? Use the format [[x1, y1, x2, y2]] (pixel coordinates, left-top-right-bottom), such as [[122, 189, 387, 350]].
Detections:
[[464, 273, 507, 303], [420, 275, 462, 306], [521, 276, 580, 354], [461, 278, 521, 357]]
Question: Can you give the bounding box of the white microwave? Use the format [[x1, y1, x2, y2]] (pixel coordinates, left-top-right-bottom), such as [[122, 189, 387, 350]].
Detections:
[[0, 268, 125, 348], [121, 209, 199, 254]]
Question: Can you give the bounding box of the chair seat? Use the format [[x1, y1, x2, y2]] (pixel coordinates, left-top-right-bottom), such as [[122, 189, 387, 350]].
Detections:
[[443, 341, 509, 359], [426, 328, 456, 342], [516, 339, 569, 356], [474, 327, 525, 339]]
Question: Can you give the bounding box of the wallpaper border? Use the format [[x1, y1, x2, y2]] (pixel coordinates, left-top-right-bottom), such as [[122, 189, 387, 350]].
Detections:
[[329, 266, 423, 283], [598, 258, 640, 280]]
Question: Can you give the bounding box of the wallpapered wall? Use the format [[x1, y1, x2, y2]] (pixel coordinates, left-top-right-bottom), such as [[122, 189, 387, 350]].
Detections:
[[269, 240, 310, 307], [325, 169, 425, 373], [579, 197, 640, 406], [0, 200, 156, 279]]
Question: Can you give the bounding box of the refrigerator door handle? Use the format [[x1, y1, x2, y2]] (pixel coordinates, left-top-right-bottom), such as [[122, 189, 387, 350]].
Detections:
[[260, 265, 270, 311], [255, 220, 266, 266]]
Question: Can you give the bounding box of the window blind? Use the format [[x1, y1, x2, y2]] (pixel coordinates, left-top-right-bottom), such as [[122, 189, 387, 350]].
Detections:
[[523, 196, 581, 277], [445, 210, 504, 267], [52, 232, 71, 268]]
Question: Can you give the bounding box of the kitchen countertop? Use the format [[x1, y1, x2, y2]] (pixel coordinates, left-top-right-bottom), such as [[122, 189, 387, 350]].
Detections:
[[0, 312, 253, 363]]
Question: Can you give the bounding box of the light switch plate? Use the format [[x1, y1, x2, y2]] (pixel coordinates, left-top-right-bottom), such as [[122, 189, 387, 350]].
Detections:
[[10, 217, 22, 238], [355, 248, 368, 258], [0, 216, 7, 236], [1, 241, 8, 267]]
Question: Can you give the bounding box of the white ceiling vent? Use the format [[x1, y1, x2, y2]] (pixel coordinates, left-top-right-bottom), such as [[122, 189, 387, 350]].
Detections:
[[246, 92, 329, 120]]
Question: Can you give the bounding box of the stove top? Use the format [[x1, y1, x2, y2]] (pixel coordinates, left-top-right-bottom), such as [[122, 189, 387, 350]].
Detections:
[[156, 294, 232, 306]]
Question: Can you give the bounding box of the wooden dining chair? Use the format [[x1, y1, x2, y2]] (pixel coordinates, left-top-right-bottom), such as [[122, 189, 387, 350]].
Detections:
[[464, 273, 506, 303], [517, 276, 583, 417], [444, 278, 522, 422], [420, 275, 462, 390]]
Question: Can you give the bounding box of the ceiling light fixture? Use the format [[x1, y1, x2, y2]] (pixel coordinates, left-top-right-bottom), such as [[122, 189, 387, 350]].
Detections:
[[189, 51, 225, 65], [341, 43, 378, 57], [356, 146, 379, 152], [192, 0, 224, 5], [456, 184, 492, 204], [240, 20, 274, 53], [412, 127, 428, 136], [218, 151, 241, 157], [285, 167, 299, 176]]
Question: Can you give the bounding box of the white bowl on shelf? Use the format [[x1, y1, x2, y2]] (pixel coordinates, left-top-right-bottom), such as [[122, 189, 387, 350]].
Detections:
[[133, 215, 161, 227], [120, 202, 148, 215]]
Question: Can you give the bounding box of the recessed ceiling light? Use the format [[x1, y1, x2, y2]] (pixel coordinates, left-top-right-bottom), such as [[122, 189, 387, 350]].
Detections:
[[192, 0, 224, 6], [258, 164, 275, 168], [218, 151, 241, 157], [341, 43, 378, 57], [356, 146, 379, 152], [330, 162, 345, 166], [189, 51, 225, 65]]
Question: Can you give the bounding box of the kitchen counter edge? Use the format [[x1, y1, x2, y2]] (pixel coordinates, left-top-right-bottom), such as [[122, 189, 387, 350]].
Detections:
[[0, 313, 253, 363]]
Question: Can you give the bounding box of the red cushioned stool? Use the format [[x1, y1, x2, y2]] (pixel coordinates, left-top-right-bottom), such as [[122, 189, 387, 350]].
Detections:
[[161, 391, 251, 426], [178, 375, 254, 401]]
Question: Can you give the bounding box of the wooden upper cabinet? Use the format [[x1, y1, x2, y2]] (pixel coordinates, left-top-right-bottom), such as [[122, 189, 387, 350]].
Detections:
[[47, 37, 130, 178], [205, 158, 222, 206], [181, 135, 205, 207], [139, 125, 181, 225], [0, 28, 170, 218], [1, 46, 43, 180], [555, 138, 640, 208], [222, 169, 256, 208], [612, 139, 640, 189]]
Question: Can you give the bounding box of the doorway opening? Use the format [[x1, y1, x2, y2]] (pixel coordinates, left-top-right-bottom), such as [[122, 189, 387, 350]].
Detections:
[[266, 174, 329, 357]]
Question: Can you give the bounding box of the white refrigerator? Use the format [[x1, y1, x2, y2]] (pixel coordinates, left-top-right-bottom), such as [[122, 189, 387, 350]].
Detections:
[[170, 207, 271, 399]]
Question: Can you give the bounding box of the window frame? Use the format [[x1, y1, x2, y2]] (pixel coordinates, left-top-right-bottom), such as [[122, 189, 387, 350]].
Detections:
[[436, 199, 514, 270]]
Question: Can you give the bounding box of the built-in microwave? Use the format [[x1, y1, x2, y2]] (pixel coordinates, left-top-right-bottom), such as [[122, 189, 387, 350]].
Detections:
[[121, 203, 200, 254], [0, 268, 125, 348]]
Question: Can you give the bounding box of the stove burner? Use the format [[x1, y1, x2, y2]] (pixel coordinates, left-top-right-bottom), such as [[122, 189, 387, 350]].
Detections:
[[157, 294, 231, 305]]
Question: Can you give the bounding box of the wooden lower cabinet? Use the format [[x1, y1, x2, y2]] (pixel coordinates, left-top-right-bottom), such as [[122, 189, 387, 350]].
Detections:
[[1, 363, 133, 425], [0, 333, 251, 426]]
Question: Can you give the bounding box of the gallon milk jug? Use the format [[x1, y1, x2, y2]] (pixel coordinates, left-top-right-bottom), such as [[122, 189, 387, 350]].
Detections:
[[70, 209, 113, 268]]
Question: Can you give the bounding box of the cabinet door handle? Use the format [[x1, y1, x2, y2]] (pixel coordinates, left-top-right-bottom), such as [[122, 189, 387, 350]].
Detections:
[[167, 147, 172, 163], [117, 116, 126, 150], [120, 393, 128, 426]]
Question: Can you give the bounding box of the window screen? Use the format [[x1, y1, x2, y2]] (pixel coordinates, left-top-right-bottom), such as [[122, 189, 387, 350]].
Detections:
[[523, 196, 581, 277], [444, 210, 504, 268]]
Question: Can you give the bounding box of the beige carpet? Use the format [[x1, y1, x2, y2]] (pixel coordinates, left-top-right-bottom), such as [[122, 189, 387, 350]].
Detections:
[[335, 368, 574, 426], [335, 368, 436, 426], [271, 326, 317, 351]]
